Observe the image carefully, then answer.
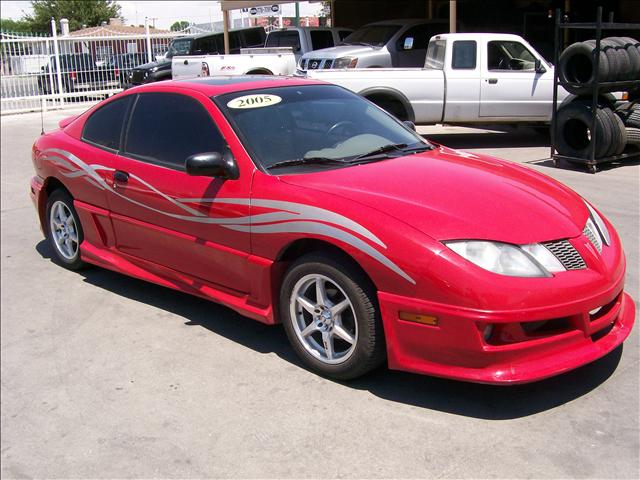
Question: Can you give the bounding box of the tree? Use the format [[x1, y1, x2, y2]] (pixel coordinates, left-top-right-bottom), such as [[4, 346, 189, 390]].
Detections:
[[170, 20, 190, 32], [0, 18, 34, 34], [23, 0, 121, 34]]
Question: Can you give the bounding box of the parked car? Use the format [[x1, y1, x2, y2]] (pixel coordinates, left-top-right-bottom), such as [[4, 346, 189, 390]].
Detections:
[[37, 53, 118, 94], [172, 27, 353, 80], [127, 27, 266, 87], [303, 33, 571, 124], [298, 19, 449, 70], [30, 77, 635, 383], [108, 53, 146, 87]]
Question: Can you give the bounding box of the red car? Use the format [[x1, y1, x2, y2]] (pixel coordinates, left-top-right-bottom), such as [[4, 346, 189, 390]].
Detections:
[[30, 76, 635, 383]]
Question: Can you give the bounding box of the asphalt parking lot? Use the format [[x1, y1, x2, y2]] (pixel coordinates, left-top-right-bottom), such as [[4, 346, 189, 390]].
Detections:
[[1, 107, 638, 479]]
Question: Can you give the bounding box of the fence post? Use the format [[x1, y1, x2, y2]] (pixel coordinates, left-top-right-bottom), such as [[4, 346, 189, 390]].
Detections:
[[50, 17, 64, 107], [145, 18, 152, 63]]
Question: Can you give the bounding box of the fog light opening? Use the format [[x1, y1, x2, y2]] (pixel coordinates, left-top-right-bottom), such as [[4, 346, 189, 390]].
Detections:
[[483, 324, 494, 342]]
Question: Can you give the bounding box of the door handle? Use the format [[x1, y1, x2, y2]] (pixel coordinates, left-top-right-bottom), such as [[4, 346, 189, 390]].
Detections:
[[184, 59, 188, 65], [113, 170, 129, 185], [488, 78, 498, 84]]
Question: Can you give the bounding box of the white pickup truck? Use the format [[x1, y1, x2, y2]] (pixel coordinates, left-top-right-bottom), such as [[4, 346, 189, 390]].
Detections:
[[303, 33, 570, 125], [172, 27, 351, 80]]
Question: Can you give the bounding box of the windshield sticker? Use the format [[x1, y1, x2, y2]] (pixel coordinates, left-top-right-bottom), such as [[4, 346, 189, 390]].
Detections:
[[227, 94, 282, 109]]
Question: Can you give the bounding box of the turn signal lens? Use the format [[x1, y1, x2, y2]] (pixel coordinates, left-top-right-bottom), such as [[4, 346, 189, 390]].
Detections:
[[399, 311, 438, 326]]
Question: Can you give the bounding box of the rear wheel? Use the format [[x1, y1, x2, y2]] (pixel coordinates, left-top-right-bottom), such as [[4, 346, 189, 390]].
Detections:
[[280, 253, 385, 380], [46, 189, 86, 270]]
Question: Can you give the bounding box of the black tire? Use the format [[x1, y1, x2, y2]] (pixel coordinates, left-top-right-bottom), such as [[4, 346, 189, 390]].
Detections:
[[605, 107, 627, 155], [556, 102, 612, 159], [559, 41, 610, 94], [280, 252, 385, 380], [45, 189, 87, 270], [608, 37, 640, 79], [603, 37, 631, 81], [626, 127, 640, 146]]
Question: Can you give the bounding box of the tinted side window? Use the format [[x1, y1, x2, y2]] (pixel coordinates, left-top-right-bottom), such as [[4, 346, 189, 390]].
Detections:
[[124, 93, 225, 169], [242, 28, 265, 47], [82, 96, 131, 151], [398, 25, 432, 51], [310, 30, 334, 50], [452, 40, 477, 69], [266, 31, 300, 50]]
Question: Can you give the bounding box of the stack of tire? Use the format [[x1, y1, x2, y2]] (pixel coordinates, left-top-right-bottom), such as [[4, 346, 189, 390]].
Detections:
[[556, 36, 640, 161]]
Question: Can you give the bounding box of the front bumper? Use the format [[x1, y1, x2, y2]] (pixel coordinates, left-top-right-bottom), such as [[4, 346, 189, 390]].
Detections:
[[378, 282, 635, 384]]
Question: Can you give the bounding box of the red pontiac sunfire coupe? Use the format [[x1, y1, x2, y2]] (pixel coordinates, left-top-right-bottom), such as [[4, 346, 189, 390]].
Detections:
[[30, 76, 635, 383]]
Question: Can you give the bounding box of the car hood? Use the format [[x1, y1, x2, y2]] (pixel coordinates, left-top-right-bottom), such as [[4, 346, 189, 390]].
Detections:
[[302, 45, 378, 59], [134, 60, 170, 70], [281, 146, 587, 244]]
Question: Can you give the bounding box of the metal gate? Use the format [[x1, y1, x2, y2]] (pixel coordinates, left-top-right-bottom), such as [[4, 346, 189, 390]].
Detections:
[[1, 24, 187, 115]]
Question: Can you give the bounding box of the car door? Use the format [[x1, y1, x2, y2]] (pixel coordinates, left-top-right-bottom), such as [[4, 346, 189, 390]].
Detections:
[[108, 90, 253, 293], [479, 39, 553, 118]]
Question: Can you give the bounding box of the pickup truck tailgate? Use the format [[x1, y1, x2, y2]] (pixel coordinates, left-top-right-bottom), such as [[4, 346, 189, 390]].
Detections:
[[172, 56, 207, 80]]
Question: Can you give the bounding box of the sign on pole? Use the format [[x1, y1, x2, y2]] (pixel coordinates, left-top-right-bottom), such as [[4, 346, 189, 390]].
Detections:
[[242, 5, 280, 16]]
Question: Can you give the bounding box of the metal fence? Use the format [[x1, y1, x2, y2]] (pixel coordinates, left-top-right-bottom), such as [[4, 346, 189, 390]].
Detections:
[[1, 26, 188, 115]]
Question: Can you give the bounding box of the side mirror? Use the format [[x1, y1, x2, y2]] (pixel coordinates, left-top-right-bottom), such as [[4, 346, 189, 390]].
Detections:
[[403, 37, 414, 50], [535, 58, 546, 73], [185, 151, 239, 179], [403, 120, 416, 131]]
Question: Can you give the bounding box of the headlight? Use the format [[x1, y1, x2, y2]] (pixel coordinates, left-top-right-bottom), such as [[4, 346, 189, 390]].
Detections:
[[333, 57, 358, 69], [445, 240, 563, 277], [149, 66, 159, 73], [584, 201, 610, 246]]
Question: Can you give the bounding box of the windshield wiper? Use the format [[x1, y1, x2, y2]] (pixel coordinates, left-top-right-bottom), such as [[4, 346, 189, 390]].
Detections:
[[266, 157, 349, 170], [348, 142, 434, 163], [350, 143, 409, 161]]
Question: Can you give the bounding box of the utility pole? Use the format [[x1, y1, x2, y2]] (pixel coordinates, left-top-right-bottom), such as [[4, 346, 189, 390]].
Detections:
[[295, 2, 300, 27]]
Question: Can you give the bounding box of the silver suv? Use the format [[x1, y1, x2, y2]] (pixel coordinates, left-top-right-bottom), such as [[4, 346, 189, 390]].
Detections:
[[298, 19, 449, 70]]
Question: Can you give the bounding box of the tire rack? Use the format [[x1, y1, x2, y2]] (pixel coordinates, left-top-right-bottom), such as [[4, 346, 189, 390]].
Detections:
[[550, 6, 640, 173]]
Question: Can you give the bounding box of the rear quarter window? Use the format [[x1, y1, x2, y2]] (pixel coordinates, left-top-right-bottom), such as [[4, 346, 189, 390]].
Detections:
[[82, 96, 131, 151]]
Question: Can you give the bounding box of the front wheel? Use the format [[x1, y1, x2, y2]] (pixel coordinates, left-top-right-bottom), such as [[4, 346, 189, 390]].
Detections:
[[280, 253, 385, 380], [46, 189, 86, 270]]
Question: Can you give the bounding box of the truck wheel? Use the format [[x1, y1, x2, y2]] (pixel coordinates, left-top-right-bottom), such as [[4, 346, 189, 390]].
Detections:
[[46, 189, 87, 270], [280, 252, 385, 380], [556, 102, 612, 159]]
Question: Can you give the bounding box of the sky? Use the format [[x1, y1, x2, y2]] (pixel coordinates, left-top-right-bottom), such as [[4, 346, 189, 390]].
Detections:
[[0, 1, 324, 29]]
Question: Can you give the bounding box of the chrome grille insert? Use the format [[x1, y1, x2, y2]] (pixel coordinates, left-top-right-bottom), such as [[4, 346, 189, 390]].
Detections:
[[542, 240, 586, 270]]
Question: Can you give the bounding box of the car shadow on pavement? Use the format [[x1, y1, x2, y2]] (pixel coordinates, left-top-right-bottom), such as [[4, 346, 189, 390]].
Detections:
[[423, 127, 550, 149], [37, 240, 624, 420]]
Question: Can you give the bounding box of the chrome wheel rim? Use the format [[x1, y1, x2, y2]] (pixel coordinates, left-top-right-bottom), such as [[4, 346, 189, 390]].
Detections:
[[290, 274, 358, 365], [49, 200, 79, 261]]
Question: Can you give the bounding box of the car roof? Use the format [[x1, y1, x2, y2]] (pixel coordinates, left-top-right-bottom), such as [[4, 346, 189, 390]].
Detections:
[[127, 75, 325, 96], [364, 18, 448, 26]]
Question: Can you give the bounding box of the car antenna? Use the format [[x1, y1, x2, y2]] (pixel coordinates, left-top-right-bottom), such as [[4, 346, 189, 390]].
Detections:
[[40, 99, 45, 135]]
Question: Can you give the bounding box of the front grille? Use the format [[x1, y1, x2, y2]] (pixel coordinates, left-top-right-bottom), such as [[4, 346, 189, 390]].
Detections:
[[129, 69, 146, 85], [322, 60, 334, 69], [583, 222, 603, 253], [542, 240, 586, 270]]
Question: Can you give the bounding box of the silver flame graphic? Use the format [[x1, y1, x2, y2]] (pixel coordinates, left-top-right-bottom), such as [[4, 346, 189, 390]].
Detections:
[[41, 148, 415, 284]]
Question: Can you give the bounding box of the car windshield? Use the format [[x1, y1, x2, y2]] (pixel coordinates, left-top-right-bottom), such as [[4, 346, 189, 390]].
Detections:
[[340, 25, 401, 47], [215, 84, 431, 173], [166, 38, 191, 59]]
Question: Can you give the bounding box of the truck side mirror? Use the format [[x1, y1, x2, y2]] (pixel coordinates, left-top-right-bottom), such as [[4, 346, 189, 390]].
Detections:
[[403, 37, 414, 50], [535, 58, 546, 73]]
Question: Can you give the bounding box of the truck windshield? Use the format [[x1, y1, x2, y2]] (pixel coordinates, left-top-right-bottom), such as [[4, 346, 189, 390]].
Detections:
[[340, 25, 401, 47], [215, 85, 430, 173], [166, 38, 191, 59]]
